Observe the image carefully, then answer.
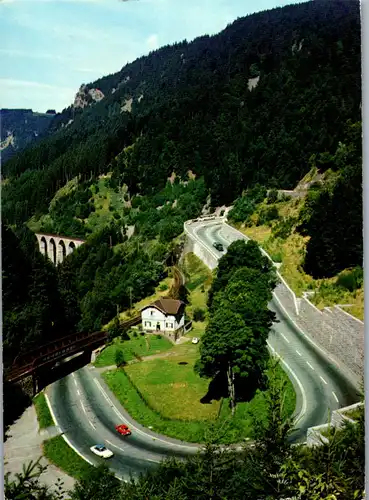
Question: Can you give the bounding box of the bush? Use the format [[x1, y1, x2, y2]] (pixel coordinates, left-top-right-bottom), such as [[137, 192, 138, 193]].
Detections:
[[115, 349, 125, 367], [280, 193, 292, 202], [131, 196, 142, 209], [120, 329, 130, 341], [272, 216, 297, 240], [107, 316, 121, 342], [257, 206, 279, 226], [270, 251, 283, 263], [267, 188, 279, 204], [132, 331, 138, 338], [193, 308, 206, 322], [159, 283, 168, 291], [336, 267, 363, 292], [156, 334, 162, 339], [140, 331, 145, 336]]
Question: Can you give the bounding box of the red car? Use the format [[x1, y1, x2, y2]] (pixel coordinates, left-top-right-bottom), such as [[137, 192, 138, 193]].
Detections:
[[115, 424, 131, 436]]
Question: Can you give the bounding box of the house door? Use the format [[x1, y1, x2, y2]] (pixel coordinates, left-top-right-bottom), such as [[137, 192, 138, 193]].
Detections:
[[156, 322, 161, 331]]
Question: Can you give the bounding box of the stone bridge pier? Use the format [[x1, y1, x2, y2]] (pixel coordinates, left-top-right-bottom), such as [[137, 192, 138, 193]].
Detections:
[[35, 233, 85, 265]]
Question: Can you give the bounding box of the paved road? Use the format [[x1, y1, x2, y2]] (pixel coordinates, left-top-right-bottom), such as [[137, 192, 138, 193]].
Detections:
[[191, 220, 360, 441], [48, 218, 360, 480], [48, 365, 200, 481]]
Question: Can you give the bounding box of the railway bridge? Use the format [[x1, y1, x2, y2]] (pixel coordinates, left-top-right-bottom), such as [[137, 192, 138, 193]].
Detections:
[[35, 233, 85, 265]]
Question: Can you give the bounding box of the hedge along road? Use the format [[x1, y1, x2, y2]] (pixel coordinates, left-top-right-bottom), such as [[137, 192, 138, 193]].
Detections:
[[190, 219, 361, 441], [47, 218, 361, 480]]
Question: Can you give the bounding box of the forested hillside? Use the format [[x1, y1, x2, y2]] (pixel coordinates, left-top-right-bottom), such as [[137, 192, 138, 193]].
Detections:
[[0, 109, 54, 164], [2, 0, 362, 363]]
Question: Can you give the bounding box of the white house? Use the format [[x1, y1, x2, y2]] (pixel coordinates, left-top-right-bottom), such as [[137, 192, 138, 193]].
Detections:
[[141, 298, 186, 339]]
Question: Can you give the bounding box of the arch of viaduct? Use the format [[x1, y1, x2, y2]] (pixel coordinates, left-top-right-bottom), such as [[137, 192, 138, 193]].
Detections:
[[35, 233, 85, 265]]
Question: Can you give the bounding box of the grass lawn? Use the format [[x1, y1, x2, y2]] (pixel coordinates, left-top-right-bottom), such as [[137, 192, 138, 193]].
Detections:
[[43, 436, 95, 480], [103, 361, 296, 445], [235, 219, 364, 321], [33, 393, 54, 429], [182, 253, 213, 318], [101, 250, 295, 444], [94, 332, 173, 367], [125, 350, 218, 422]]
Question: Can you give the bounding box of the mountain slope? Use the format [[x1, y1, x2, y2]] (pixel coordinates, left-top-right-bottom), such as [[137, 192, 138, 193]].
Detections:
[[0, 109, 55, 164], [2, 0, 360, 216], [1, 0, 362, 360]]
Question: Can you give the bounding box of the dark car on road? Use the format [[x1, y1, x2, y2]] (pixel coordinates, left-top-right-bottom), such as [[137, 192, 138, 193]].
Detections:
[[212, 241, 224, 252]]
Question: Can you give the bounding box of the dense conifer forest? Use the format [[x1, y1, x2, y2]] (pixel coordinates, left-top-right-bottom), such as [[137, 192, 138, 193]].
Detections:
[[2, 0, 362, 365], [2, 0, 363, 496]]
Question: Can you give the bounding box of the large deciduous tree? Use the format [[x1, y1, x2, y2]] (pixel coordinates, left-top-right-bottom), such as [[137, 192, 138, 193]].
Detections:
[[198, 239, 277, 414]]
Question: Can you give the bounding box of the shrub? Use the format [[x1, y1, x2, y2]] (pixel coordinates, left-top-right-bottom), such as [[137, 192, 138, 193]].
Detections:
[[280, 193, 292, 202], [193, 308, 206, 322], [131, 196, 142, 209], [271, 251, 283, 263], [156, 334, 162, 340], [159, 283, 168, 291], [120, 329, 130, 341], [267, 188, 279, 204], [258, 206, 279, 226], [336, 267, 363, 292], [115, 349, 125, 367], [132, 331, 138, 338], [272, 216, 297, 240]]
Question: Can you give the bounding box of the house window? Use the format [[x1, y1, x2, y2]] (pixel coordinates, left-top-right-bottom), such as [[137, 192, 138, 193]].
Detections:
[[166, 322, 173, 329], [150, 311, 154, 316], [145, 321, 151, 327]]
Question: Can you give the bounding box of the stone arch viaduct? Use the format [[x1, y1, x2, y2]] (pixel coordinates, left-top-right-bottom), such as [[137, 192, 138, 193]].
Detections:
[[35, 233, 85, 265]]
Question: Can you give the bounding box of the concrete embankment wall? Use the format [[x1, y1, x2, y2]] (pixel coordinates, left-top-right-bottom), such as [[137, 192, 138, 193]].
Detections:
[[184, 219, 364, 387]]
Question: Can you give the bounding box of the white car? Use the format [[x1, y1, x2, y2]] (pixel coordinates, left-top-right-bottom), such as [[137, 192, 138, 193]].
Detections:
[[192, 337, 199, 344], [90, 444, 114, 459]]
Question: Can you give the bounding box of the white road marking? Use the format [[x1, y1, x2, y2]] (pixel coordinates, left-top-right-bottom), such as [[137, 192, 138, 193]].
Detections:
[[80, 401, 87, 414], [93, 378, 197, 450], [77, 389, 80, 396], [61, 434, 94, 466], [332, 391, 339, 403], [320, 376, 328, 385], [280, 333, 290, 344], [266, 341, 307, 424], [89, 420, 96, 430], [74, 379, 78, 387], [296, 350, 302, 356], [105, 439, 124, 452], [45, 390, 119, 473], [306, 361, 315, 371]]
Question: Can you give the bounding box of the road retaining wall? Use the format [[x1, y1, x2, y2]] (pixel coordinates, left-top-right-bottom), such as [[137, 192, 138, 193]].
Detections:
[[184, 219, 364, 387], [307, 402, 363, 447]]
